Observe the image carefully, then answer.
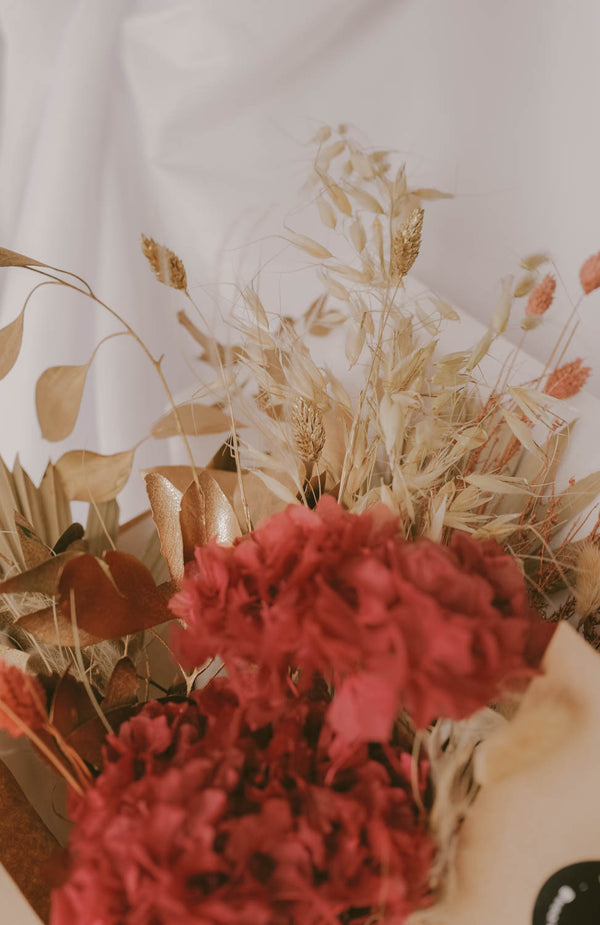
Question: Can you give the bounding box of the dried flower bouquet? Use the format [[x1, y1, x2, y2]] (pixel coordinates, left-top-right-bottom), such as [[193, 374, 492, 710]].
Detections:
[[0, 127, 599, 924]]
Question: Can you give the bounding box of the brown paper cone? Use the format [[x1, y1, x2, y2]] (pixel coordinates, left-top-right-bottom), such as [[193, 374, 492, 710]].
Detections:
[[0, 758, 59, 923]]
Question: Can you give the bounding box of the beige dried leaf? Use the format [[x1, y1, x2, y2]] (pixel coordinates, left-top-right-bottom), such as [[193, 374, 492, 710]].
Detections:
[[372, 217, 385, 270], [319, 271, 350, 301], [501, 409, 543, 459], [349, 149, 375, 180], [55, 448, 135, 503], [349, 218, 367, 253], [313, 125, 331, 144], [35, 361, 90, 441], [316, 196, 337, 229], [316, 139, 346, 171], [345, 322, 365, 366], [466, 329, 495, 371], [243, 287, 269, 327], [465, 473, 531, 495], [251, 469, 299, 506], [325, 183, 353, 216], [430, 297, 460, 321], [520, 252, 549, 272], [141, 235, 187, 290], [151, 402, 233, 439], [492, 276, 514, 334], [410, 187, 453, 201], [0, 306, 25, 380], [286, 232, 333, 260], [0, 247, 44, 268], [346, 186, 384, 213], [513, 274, 537, 298]]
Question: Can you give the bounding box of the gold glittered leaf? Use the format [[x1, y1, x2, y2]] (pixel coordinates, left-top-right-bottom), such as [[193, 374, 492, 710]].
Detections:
[[0, 549, 82, 596], [0, 307, 25, 380], [180, 471, 242, 560], [35, 362, 90, 441], [0, 247, 44, 268], [144, 471, 185, 581], [55, 448, 135, 503], [151, 402, 233, 439]]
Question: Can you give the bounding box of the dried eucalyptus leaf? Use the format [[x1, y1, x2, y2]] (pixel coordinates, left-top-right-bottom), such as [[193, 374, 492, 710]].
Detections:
[[56, 448, 135, 503], [35, 362, 90, 442], [0, 307, 25, 380], [151, 403, 234, 439]]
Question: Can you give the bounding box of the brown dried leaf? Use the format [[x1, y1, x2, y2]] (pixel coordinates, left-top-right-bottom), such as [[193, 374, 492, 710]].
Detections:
[[102, 657, 139, 710], [35, 362, 90, 442], [325, 183, 353, 216], [14, 511, 50, 569], [0, 549, 82, 596], [66, 704, 135, 770], [59, 551, 174, 642], [0, 247, 44, 268], [151, 402, 233, 439], [0, 307, 25, 380], [56, 448, 135, 503]]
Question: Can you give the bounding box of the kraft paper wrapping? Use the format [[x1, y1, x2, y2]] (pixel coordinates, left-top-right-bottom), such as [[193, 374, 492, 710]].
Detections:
[[424, 623, 600, 924], [0, 759, 59, 923]]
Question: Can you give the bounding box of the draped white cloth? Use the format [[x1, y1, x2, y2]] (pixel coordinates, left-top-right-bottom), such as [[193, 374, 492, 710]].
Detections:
[[1, 0, 600, 522]]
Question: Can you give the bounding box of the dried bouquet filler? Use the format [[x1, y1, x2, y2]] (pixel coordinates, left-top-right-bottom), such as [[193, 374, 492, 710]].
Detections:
[[0, 128, 599, 925]]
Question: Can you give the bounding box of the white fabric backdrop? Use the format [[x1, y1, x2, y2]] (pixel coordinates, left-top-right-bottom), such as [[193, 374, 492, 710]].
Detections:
[[1, 0, 600, 518]]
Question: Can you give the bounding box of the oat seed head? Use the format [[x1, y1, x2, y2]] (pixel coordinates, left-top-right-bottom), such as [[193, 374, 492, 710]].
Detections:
[[391, 208, 424, 280], [291, 398, 326, 464], [141, 234, 187, 291], [575, 542, 600, 616]]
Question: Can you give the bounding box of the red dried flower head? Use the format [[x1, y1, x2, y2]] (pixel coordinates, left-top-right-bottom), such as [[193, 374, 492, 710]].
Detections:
[[525, 274, 556, 316], [0, 661, 46, 737], [580, 251, 600, 294], [170, 497, 553, 744], [544, 358, 591, 399], [51, 686, 434, 925]]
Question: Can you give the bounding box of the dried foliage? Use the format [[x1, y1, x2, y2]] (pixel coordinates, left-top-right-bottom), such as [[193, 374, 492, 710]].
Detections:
[[0, 126, 600, 924]]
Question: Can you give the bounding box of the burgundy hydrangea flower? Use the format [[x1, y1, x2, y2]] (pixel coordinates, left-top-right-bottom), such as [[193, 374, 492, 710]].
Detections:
[[51, 684, 433, 925], [170, 497, 553, 742]]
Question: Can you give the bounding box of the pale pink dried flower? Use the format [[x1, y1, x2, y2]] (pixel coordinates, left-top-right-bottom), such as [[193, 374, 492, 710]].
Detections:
[[525, 274, 556, 316], [580, 251, 600, 294], [544, 358, 591, 399]]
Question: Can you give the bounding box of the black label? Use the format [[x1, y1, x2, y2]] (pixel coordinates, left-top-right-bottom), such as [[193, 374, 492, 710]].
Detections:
[[533, 861, 600, 923]]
